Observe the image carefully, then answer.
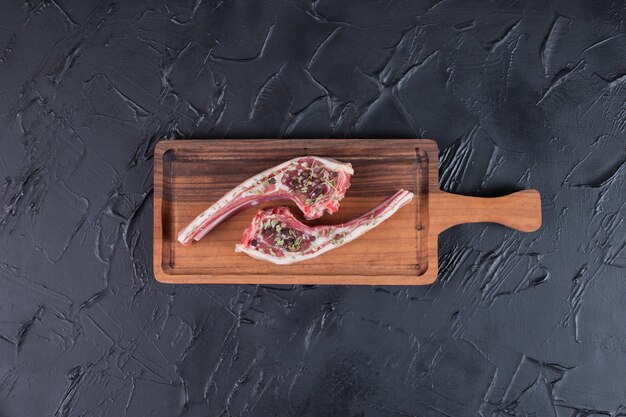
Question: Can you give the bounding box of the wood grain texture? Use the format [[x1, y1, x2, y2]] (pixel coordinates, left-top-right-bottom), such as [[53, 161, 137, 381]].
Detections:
[[153, 139, 541, 285]]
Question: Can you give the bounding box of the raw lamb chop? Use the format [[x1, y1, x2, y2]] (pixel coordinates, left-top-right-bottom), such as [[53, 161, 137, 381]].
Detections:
[[178, 156, 353, 246], [235, 189, 414, 264]]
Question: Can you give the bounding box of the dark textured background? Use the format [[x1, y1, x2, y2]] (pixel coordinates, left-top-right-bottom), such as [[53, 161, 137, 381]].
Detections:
[[0, 0, 625, 416]]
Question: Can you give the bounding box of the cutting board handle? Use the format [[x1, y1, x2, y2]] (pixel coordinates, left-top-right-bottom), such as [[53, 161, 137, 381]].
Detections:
[[432, 189, 542, 233]]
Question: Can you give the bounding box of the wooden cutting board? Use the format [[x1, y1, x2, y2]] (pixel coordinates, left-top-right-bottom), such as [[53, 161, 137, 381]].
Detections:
[[153, 139, 541, 285]]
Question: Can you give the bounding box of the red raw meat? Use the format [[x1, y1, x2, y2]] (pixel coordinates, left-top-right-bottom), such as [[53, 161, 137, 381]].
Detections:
[[178, 156, 353, 246], [235, 189, 414, 264]]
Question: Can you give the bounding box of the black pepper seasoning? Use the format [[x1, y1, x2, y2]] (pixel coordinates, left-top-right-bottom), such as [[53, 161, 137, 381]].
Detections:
[[251, 239, 258, 246], [268, 177, 276, 184]]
